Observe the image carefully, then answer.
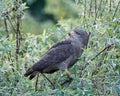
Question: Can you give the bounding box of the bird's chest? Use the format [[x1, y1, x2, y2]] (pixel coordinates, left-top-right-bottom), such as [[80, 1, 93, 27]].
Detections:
[[72, 41, 83, 58]]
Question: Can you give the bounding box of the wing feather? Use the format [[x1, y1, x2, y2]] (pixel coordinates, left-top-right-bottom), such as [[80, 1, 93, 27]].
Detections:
[[32, 40, 74, 72]]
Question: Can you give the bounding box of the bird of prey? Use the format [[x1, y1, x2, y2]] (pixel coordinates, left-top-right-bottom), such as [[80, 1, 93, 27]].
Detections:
[[24, 28, 90, 81]]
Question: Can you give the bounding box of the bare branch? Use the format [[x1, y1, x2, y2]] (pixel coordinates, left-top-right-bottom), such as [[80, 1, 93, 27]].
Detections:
[[112, 1, 120, 20], [4, 18, 9, 38], [91, 44, 114, 61]]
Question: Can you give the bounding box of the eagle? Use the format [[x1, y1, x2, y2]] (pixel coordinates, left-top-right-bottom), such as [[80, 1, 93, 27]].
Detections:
[[24, 28, 90, 81]]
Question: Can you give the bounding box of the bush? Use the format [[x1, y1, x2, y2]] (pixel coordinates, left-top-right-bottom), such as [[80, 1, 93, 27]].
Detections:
[[0, 0, 120, 95]]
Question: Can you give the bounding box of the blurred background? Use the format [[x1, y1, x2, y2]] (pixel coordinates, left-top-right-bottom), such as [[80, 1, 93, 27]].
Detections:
[[22, 0, 80, 35]]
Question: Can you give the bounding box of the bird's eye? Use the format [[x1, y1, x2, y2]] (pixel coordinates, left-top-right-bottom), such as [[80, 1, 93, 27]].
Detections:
[[75, 31, 81, 35]]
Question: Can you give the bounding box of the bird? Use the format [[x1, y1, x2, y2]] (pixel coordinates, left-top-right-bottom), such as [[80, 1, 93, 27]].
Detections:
[[24, 28, 90, 82]]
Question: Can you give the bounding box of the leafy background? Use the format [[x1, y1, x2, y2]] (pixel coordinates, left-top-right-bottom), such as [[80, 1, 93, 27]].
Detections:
[[0, 0, 120, 95]]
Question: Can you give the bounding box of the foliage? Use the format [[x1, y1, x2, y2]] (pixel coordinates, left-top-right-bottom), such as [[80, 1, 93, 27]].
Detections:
[[0, 0, 120, 96]]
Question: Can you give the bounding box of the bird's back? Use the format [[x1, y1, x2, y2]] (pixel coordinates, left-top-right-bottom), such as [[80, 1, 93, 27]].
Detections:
[[31, 40, 75, 73]]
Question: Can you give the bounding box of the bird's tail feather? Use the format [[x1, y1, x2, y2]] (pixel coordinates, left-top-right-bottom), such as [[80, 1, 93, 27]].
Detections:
[[24, 68, 38, 80], [29, 71, 38, 80], [24, 68, 34, 77]]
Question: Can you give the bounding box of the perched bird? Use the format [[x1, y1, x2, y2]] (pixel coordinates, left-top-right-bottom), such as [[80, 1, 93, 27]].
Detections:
[[24, 28, 90, 81]]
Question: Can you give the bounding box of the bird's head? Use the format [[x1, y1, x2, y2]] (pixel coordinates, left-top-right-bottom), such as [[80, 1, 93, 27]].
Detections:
[[68, 28, 90, 46]]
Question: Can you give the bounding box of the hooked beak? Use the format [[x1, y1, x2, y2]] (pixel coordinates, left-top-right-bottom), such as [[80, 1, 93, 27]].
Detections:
[[88, 32, 91, 38]]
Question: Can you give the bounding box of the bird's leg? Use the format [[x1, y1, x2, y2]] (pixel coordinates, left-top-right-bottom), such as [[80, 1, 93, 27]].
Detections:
[[61, 69, 73, 85], [41, 73, 55, 89], [35, 73, 39, 91], [65, 69, 73, 80]]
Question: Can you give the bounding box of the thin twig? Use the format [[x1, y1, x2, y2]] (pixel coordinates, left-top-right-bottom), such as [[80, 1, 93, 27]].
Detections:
[[97, 0, 102, 18], [84, 0, 86, 28], [99, 0, 105, 17], [84, 0, 86, 18], [112, 1, 120, 20], [78, 41, 113, 64], [109, 0, 112, 12], [80, 44, 114, 77], [91, 44, 114, 61], [1, 5, 19, 18], [94, 0, 97, 22], [4, 18, 9, 38], [89, 0, 92, 17], [16, 14, 22, 70], [7, 15, 17, 33]]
